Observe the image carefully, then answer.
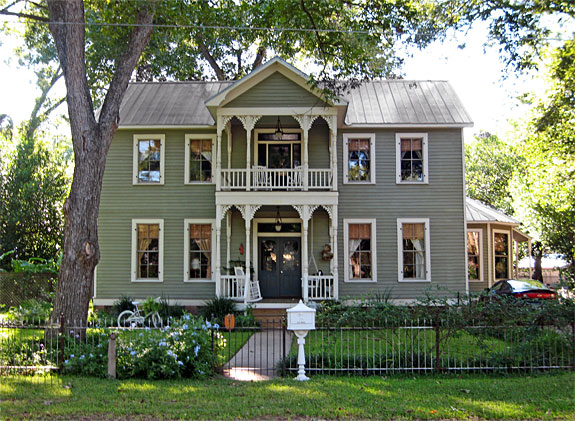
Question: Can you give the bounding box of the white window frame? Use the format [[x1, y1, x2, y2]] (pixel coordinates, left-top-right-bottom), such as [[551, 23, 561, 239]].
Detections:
[[397, 218, 431, 282], [183, 219, 216, 282], [493, 229, 511, 281], [343, 133, 376, 184], [395, 133, 428, 184], [467, 229, 484, 283], [133, 134, 165, 185], [131, 219, 164, 283], [184, 134, 216, 184], [254, 128, 303, 168], [343, 218, 377, 283]]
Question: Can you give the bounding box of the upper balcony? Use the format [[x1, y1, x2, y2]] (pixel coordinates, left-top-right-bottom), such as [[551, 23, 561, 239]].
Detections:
[[214, 111, 339, 193]]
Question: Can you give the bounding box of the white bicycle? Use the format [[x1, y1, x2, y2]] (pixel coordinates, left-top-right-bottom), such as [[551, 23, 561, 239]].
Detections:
[[117, 300, 162, 328]]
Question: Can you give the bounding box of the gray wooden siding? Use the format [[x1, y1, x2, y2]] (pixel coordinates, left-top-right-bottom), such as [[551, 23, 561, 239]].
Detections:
[[224, 73, 327, 108], [97, 129, 220, 301], [98, 126, 467, 302], [336, 129, 467, 300]]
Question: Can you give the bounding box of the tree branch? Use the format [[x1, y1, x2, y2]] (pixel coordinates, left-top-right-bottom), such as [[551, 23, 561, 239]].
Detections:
[[0, 9, 48, 22], [98, 6, 156, 138], [26, 67, 63, 139], [195, 34, 225, 80], [299, 0, 329, 60], [252, 46, 266, 70]]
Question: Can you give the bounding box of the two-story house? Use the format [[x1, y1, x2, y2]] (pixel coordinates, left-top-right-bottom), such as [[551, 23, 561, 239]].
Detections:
[[93, 57, 474, 309]]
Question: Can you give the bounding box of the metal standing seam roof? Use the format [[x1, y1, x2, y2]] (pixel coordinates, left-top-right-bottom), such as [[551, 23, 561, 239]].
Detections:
[[118, 79, 473, 127], [466, 197, 520, 224], [119, 81, 233, 126], [343, 80, 472, 126]]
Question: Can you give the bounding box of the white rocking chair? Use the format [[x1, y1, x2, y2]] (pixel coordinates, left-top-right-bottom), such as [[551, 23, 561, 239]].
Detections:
[[234, 267, 262, 302], [252, 165, 268, 190]]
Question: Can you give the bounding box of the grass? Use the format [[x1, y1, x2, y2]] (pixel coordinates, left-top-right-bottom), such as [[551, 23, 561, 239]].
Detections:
[[1, 372, 574, 419]]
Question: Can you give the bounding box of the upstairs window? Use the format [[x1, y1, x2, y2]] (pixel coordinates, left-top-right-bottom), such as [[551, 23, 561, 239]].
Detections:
[[396, 133, 428, 184], [343, 133, 376, 184], [133, 135, 165, 184], [397, 219, 431, 282], [185, 135, 215, 183]]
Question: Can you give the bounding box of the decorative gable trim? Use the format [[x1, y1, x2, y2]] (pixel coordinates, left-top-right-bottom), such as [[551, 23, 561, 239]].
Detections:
[[205, 57, 345, 109]]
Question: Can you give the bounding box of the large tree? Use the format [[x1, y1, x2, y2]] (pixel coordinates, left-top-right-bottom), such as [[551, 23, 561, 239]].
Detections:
[[0, 0, 450, 325], [512, 35, 575, 287]]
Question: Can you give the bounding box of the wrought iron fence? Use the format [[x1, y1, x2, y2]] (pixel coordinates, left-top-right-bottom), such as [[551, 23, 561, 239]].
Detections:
[[1, 316, 573, 380]]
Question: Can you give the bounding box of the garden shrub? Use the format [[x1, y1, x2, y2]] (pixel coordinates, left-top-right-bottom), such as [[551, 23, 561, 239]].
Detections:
[[61, 314, 225, 379], [113, 295, 135, 316], [116, 314, 224, 379], [5, 299, 53, 323], [200, 297, 237, 325]]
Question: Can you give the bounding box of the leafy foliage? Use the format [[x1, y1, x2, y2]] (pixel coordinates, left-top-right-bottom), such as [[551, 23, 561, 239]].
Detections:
[[512, 36, 575, 287], [465, 133, 524, 215], [0, 134, 70, 269], [5, 299, 53, 323]]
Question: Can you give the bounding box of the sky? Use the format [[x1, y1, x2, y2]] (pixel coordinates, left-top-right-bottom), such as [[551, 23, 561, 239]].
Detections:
[[0, 22, 548, 140]]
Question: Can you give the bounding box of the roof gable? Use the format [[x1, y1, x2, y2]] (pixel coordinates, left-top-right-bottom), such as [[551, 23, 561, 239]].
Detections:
[[205, 57, 342, 109]]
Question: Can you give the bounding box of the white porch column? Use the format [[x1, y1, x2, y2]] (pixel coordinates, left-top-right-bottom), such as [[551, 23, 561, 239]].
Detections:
[[226, 123, 232, 170], [331, 205, 339, 300], [215, 117, 224, 192], [244, 216, 251, 304], [215, 205, 222, 297], [329, 115, 338, 192], [302, 209, 309, 302], [295, 115, 313, 191], [237, 116, 262, 192], [226, 212, 231, 269]]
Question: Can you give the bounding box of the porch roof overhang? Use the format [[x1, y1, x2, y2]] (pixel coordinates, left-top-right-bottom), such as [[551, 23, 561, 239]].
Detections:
[[216, 191, 338, 207], [513, 228, 532, 243]]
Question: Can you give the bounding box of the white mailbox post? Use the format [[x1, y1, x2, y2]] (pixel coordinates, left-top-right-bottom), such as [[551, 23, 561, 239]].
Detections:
[[287, 300, 316, 381]]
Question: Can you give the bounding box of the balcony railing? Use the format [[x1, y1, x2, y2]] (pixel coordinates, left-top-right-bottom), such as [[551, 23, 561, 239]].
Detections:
[[220, 167, 333, 191]]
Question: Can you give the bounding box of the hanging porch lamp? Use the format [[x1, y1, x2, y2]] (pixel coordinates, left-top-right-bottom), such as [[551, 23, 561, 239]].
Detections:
[[274, 116, 284, 140], [274, 206, 283, 232]]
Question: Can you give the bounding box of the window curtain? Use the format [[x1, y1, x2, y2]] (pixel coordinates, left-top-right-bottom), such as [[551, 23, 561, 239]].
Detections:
[[403, 223, 425, 278]]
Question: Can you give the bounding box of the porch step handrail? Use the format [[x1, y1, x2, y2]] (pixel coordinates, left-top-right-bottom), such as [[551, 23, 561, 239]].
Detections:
[[307, 275, 335, 300], [221, 275, 244, 300]]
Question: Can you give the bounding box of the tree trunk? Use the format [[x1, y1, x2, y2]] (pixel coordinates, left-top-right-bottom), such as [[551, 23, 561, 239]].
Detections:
[[45, 0, 155, 331], [532, 241, 544, 283], [51, 131, 107, 327]]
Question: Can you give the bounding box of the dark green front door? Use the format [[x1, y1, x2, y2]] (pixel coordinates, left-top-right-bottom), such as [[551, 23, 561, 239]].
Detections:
[[258, 237, 301, 298]]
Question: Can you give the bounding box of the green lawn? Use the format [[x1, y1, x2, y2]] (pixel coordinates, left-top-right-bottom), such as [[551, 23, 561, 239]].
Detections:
[[1, 373, 573, 419]]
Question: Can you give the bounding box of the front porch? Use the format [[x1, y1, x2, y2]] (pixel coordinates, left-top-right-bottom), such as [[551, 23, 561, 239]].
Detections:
[[213, 199, 339, 305]]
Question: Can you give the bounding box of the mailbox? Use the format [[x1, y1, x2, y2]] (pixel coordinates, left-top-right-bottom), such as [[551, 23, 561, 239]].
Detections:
[[286, 300, 316, 381], [287, 300, 316, 331]]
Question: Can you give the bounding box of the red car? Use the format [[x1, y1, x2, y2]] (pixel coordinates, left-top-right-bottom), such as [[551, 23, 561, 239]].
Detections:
[[486, 279, 557, 300]]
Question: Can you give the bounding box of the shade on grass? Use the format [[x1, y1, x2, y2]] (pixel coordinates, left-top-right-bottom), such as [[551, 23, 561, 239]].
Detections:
[[1, 373, 574, 419]]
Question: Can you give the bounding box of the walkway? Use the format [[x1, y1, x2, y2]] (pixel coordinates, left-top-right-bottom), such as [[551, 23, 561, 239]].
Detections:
[[224, 328, 293, 381]]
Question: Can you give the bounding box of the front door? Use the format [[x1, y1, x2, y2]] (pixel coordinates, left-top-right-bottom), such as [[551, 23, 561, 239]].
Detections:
[[258, 237, 301, 298]]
